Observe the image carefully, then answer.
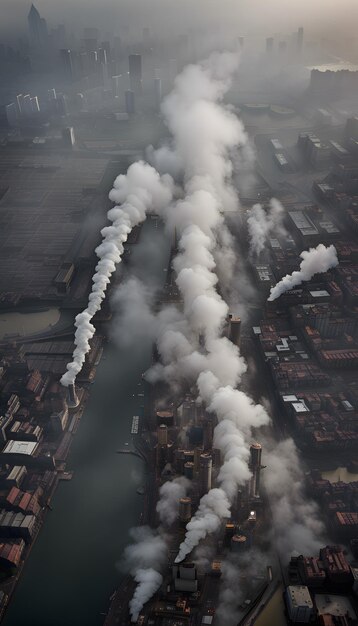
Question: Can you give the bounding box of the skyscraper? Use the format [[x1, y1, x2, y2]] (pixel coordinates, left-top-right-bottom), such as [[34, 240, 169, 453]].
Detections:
[[266, 37, 274, 54], [125, 89, 135, 115], [297, 27, 304, 54], [60, 49, 74, 81], [128, 54, 142, 95], [28, 4, 48, 47]]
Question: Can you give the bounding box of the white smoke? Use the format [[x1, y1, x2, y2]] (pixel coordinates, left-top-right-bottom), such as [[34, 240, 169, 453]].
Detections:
[[175, 488, 231, 563], [60, 162, 173, 386], [156, 477, 191, 526], [122, 526, 167, 622], [247, 198, 286, 258], [268, 243, 339, 302], [263, 438, 326, 558]]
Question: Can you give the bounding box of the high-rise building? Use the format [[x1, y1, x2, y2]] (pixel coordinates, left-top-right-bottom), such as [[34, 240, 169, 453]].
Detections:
[[5, 103, 18, 127], [15, 95, 24, 116], [125, 89, 135, 115], [112, 75, 123, 98], [249, 442, 262, 498], [62, 127, 75, 148], [238, 37, 244, 49], [22, 95, 33, 118], [128, 54, 142, 95], [28, 4, 48, 47], [143, 27, 150, 46], [30, 97, 40, 114], [266, 37, 274, 54], [297, 27, 304, 54], [60, 49, 74, 81], [199, 453, 212, 496], [154, 77, 162, 112]]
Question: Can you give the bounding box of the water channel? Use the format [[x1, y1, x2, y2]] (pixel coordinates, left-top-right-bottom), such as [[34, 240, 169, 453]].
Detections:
[[3, 218, 169, 626]]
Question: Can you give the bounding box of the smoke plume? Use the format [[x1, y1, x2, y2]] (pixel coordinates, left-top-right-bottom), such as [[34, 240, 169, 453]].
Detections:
[[268, 243, 338, 301], [156, 477, 191, 526], [247, 198, 286, 258], [60, 162, 173, 386], [121, 526, 167, 622], [263, 438, 325, 558]]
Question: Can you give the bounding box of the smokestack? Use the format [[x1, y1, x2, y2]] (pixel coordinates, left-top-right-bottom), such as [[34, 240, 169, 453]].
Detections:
[[199, 454, 212, 496], [67, 383, 79, 408], [179, 497, 192, 524], [157, 424, 168, 445], [249, 442, 262, 498]]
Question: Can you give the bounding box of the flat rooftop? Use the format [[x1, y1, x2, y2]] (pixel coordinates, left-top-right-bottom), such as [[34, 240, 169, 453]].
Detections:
[[315, 594, 356, 619], [2, 441, 38, 456], [0, 151, 109, 300]]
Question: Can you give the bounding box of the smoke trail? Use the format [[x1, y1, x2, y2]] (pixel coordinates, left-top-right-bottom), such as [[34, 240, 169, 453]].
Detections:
[[247, 198, 286, 258], [156, 477, 191, 526], [144, 51, 271, 562], [268, 243, 338, 302], [175, 489, 231, 563], [60, 162, 173, 386], [175, 373, 269, 562], [121, 526, 167, 622], [263, 438, 325, 558]]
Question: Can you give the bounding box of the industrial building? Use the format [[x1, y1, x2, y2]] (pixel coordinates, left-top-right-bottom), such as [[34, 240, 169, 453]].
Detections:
[[286, 585, 313, 623]]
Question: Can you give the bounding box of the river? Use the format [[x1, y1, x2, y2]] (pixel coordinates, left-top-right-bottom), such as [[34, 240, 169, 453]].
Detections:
[[3, 218, 170, 626]]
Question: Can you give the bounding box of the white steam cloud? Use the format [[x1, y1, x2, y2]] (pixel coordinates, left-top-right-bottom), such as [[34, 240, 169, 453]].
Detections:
[[268, 243, 338, 301], [156, 477, 191, 526], [263, 438, 325, 558], [122, 526, 167, 622], [60, 162, 173, 387], [247, 198, 286, 258], [141, 50, 271, 563]]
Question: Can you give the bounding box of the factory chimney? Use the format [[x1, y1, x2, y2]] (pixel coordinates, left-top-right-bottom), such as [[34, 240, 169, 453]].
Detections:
[[249, 442, 263, 498], [67, 383, 79, 408]]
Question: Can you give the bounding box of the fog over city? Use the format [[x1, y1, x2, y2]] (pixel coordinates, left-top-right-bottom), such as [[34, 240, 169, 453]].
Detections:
[[0, 0, 357, 625]]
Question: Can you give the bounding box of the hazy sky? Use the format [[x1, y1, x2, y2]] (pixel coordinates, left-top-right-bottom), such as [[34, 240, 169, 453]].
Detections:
[[1, 0, 358, 43]]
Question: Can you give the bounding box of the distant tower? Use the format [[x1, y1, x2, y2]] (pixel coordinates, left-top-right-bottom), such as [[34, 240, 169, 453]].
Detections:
[[249, 443, 262, 498], [125, 89, 135, 115], [154, 77, 162, 112], [266, 37, 274, 54], [60, 49, 74, 81], [199, 453, 212, 496], [62, 127, 75, 148], [30, 96, 40, 113], [238, 37, 244, 50], [5, 103, 18, 127], [297, 27, 304, 54], [128, 54, 142, 95], [28, 4, 48, 47]]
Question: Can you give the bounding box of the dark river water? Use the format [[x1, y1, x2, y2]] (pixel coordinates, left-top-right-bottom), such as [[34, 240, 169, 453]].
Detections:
[[3, 218, 169, 626]]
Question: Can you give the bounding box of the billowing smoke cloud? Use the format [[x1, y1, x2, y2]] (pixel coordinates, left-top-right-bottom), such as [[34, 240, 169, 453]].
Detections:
[[263, 438, 325, 558], [247, 198, 286, 258], [121, 526, 167, 622], [176, 489, 231, 563], [175, 373, 269, 562], [156, 477, 191, 526], [268, 243, 338, 301], [136, 51, 271, 562], [60, 162, 173, 386]]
